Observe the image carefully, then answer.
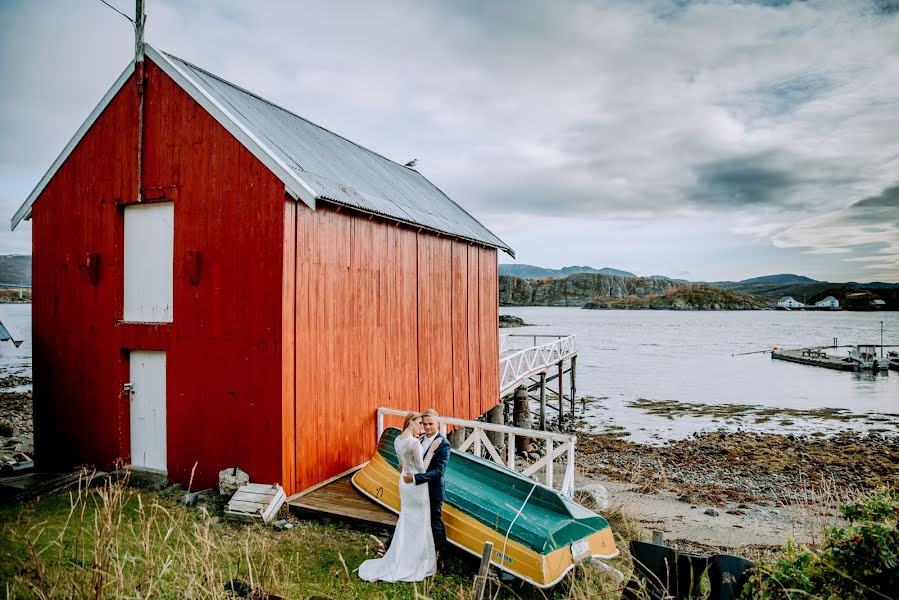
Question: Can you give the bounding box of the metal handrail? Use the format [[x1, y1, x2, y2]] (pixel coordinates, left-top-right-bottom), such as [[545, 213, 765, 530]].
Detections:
[[376, 407, 576, 497], [499, 335, 577, 396]]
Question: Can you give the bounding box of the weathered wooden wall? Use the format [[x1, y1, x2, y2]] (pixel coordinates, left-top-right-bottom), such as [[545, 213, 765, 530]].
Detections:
[[32, 59, 286, 490], [31, 56, 499, 497], [32, 69, 139, 473], [286, 206, 499, 493]]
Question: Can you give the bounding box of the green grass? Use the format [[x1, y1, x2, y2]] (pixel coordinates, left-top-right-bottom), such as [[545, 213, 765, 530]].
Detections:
[[0, 472, 633, 599]]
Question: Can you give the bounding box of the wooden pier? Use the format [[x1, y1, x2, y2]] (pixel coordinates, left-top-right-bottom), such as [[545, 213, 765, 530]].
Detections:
[[499, 334, 578, 427], [286, 469, 396, 527], [771, 348, 857, 371]]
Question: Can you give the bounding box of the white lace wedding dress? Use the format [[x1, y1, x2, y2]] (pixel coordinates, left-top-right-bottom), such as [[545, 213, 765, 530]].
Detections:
[[358, 435, 437, 582]]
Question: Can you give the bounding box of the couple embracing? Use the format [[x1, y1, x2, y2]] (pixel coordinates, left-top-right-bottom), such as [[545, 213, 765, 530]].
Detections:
[[359, 408, 450, 582]]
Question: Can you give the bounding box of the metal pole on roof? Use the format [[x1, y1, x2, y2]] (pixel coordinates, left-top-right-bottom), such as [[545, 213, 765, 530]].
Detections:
[[135, 0, 146, 202], [135, 0, 146, 62]]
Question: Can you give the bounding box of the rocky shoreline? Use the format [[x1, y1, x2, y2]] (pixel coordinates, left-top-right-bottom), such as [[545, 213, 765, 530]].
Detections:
[[576, 428, 899, 507], [0, 381, 33, 470]]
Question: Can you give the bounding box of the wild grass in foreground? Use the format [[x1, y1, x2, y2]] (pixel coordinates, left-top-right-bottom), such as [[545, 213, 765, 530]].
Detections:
[[0, 471, 635, 599]]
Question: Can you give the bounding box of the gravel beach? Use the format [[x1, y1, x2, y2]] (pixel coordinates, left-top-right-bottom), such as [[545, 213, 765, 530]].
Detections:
[[574, 425, 898, 548]]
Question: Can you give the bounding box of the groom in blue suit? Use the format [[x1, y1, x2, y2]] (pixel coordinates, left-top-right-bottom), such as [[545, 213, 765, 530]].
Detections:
[[404, 407, 451, 568]]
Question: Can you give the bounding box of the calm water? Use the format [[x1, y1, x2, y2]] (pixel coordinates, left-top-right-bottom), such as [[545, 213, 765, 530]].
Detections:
[[3, 304, 897, 441], [501, 307, 899, 442], [0, 303, 31, 387]]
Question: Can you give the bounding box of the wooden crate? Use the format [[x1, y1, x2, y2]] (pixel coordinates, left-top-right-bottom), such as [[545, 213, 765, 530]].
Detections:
[[224, 483, 286, 524]]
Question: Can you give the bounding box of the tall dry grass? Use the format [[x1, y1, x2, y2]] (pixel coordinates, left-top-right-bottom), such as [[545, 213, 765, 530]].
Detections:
[[1, 469, 645, 599]]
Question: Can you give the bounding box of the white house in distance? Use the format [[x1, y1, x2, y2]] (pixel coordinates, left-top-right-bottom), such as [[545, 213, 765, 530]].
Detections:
[[777, 296, 804, 309], [814, 296, 840, 309]]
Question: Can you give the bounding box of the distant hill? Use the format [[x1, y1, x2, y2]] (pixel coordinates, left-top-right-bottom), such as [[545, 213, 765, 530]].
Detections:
[[498, 264, 636, 279], [648, 275, 690, 284], [738, 274, 818, 285], [500, 273, 678, 306], [0, 255, 31, 287], [711, 280, 899, 310], [584, 285, 771, 310]]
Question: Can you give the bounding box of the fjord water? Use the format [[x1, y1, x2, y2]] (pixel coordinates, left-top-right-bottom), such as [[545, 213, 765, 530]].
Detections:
[[2, 304, 897, 441], [0, 303, 30, 384], [501, 307, 899, 442]]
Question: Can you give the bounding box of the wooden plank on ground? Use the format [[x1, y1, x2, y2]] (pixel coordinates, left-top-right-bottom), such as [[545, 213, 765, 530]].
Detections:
[[287, 472, 397, 527]]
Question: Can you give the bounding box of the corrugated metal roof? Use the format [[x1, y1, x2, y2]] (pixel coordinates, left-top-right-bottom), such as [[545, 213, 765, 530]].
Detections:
[[160, 50, 512, 255]]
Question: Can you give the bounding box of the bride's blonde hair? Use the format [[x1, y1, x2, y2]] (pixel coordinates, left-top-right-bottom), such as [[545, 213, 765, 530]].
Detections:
[[403, 412, 421, 431]]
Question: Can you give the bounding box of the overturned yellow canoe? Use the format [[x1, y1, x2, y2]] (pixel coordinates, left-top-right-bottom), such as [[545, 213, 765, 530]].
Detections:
[[352, 427, 618, 588]]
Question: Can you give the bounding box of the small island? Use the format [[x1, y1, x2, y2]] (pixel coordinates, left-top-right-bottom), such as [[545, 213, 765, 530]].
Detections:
[[583, 285, 771, 310]]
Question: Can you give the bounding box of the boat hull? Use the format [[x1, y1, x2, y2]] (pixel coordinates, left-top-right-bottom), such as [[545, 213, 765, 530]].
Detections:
[[352, 428, 618, 588]]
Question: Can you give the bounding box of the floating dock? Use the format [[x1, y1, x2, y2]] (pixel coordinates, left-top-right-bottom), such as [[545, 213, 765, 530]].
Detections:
[[771, 348, 857, 371]]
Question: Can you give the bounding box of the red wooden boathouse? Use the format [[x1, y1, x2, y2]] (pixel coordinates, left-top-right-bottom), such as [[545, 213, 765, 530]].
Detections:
[[12, 46, 513, 496]]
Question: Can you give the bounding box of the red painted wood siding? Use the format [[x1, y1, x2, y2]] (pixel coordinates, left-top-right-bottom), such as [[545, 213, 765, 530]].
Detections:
[[30, 56, 499, 497], [287, 205, 499, 493], [32, 59, 287, 491], [32, 71, 138, 472], [143, 60, 286, 490]]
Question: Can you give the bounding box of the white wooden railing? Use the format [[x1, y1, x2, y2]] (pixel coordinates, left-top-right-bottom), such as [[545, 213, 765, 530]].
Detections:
[[377, 407, 577, 497], [499, 334, 577, 397]]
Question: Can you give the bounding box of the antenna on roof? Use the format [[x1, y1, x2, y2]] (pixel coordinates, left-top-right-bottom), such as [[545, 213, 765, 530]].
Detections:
[[135, 0, 146, 62]]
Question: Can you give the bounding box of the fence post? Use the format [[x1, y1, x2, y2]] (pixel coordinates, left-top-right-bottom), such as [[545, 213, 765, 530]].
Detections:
[[565, 436, 576, 497], [474, 427, 483, 458], [473, 541, 494, 600], [546, 439, 554, 488], [539, 371, 547, 430]]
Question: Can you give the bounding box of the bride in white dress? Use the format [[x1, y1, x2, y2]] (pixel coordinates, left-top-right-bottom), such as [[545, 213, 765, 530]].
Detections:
[[359, 412, 439, 582]]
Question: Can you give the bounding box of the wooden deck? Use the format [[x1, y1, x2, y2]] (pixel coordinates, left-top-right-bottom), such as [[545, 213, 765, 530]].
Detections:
[[771, 348, 857, 371], [286, 469, 397, 527]]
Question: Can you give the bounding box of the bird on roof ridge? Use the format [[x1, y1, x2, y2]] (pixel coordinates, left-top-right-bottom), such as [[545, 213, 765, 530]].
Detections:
[[404, 159, 418, 168]]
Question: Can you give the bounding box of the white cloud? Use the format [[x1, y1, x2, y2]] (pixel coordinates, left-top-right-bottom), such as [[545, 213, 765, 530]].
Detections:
[[1, 0, 897, 281]]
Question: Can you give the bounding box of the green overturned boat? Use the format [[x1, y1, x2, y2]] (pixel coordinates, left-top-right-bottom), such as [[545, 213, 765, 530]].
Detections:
[[352, 427, 618, 587]]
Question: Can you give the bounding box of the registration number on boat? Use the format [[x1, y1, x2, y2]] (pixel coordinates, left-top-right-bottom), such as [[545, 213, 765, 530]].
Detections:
[[570, 538, 591, 562]]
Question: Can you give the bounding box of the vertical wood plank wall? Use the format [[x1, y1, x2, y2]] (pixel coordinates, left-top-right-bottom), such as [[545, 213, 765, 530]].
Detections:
[[31, 59, 286, 490], [31, 74, 138, 472], [289, 205, 499, 493], [30, 55, 499, 497], [143, 60, 285, 489]]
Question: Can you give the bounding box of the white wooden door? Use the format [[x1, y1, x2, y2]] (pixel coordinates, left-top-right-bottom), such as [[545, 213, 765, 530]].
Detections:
[[124, 202, 173, 322], [129, 351, 167, 472]]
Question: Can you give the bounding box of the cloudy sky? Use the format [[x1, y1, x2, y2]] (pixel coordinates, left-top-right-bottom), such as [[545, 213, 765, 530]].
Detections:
[[2, 0, 898, 282]]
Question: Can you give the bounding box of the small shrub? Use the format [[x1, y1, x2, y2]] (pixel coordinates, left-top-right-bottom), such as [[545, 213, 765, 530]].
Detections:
[[742, 486, 899, 599]]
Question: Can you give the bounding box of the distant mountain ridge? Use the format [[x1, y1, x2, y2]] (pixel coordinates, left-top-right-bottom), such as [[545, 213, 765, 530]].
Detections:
[[0, 255, 31, 287], [498, 263, 898, 309], [498, 264, 635, 279], [735, 274, 818, 285]]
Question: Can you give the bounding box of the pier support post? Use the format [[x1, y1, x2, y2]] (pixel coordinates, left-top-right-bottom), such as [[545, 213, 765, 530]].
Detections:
[[448, 427, 466, 448], [513, 386, 533, 453], [539, 372, 547, 430], [558, 362, 564, 424], [569, 355, 577, 421], [485, 403, 504, 448]]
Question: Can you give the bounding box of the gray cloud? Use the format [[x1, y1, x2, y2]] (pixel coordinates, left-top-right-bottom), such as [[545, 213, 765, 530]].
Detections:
[[692, 156, 799, 207], [845, 184, 899, 227], [2, 0, 898, 280], [773, 181, 899, 279]]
